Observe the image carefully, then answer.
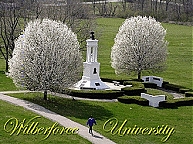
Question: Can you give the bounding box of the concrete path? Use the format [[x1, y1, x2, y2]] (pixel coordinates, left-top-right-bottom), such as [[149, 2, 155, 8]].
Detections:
[[0, 93, 116, 144], [0, 83, 184, 143], [157, 87, 185, 99]]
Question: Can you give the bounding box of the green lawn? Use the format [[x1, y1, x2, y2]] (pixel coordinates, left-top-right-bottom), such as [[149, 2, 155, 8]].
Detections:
[[0, 18, 192, 143], [96, 18, 193, 89], [0, 58, 17, 91], [7, 92, 192, 144], [0, 18, 192, 90], [0, 100, 91, 144]]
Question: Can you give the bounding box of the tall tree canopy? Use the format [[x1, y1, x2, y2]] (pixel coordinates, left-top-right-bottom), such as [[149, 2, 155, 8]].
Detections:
[[8, 18, 82, 100], [111, 16, 168, 80]]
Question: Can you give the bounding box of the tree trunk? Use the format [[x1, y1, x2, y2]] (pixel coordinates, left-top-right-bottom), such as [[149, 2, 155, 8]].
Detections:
[[44, 90, 47, 100], [5, 59, 8, 72], [93, 0, 96, 14], [5, 46, 9, 72], [137, 71, 141, 81]]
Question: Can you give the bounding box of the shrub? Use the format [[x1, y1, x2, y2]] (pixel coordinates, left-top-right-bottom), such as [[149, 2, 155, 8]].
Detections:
[[117, 96, 149, 106], [62, 89, 124, 99], [180, 89, 190, 94], [123, 81, 132, 86], [162, 81, 169, 88], [121, 81, 146, 96], [118, 96, 193, 108], [185, 92, 193, 97], [162, 83, 185, 92], [159, 97, 193, 108], [123, 80, 143, 86], [143, 82, 157, 88]]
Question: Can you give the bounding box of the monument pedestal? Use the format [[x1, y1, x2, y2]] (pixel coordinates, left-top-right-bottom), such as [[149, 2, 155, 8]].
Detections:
[[74, 32, 109, 90]]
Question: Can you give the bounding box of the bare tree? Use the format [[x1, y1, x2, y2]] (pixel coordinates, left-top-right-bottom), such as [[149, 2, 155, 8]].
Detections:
[[111, 16, 168, 80], [8, 19, 82, 100], [96, 1, 118, 17], [40, 0, 96, 50], [0, 0, 21, 72], [165, 0, 172, 11], [183, 0, 193, 21], [0, 0, 42, 72], [120, 0, 127, 12]]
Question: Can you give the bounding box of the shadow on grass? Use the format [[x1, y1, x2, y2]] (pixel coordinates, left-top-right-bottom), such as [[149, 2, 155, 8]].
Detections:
[[22, 94, 113, 121]]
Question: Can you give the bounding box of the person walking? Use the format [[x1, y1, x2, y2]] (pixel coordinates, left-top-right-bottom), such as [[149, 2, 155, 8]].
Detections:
[[87, 115, 96, 136]]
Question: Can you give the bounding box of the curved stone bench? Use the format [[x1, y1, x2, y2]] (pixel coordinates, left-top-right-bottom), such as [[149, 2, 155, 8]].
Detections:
[[142, 76, 163, 87], [141, 93, 166, 107]]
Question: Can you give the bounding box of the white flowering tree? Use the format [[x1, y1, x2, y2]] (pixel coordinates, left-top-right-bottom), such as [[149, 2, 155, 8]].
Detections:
[[9, 19, 82, 100], [111, 16, 168, 80]]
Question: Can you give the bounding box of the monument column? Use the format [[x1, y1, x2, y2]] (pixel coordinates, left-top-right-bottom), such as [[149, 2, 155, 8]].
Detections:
[[74, 32, 109, 90]]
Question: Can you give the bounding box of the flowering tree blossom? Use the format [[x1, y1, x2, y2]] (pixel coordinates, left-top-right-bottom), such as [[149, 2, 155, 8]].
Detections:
[[111, 16, 168, 80], [9, 19, 82, 100]]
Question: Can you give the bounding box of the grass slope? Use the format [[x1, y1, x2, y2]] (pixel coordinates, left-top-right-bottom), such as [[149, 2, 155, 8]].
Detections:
[[7, 92, 192, 144], [0, 18, 192, 90], [0, 18, 192, 144], [96, 18, 192, 89], [0, 100, 91, 144], [0, 58, 17, 91]]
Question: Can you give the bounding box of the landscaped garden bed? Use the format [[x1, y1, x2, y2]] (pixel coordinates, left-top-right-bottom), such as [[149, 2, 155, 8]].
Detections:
[[63, 79, 193, 108], [0, 17, 192, 144], [63, 89, 123, 99]]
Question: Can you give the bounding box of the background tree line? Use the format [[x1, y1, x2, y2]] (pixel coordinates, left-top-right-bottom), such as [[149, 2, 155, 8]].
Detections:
[[0, 0, 192, 72], [0, 0, 94, 72], [88, 0, 192, 22]]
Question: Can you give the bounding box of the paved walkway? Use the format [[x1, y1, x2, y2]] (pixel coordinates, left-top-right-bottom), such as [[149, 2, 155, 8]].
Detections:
[[0, 83, 185, 144], [157, 87, 185, 99], [0, 93, 116, 144]]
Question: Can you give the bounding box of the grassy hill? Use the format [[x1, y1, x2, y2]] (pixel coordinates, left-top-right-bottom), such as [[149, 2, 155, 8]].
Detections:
[[0, 17, 192, 144], [96, 18, 192, 89], [0, 18, 192, 90]]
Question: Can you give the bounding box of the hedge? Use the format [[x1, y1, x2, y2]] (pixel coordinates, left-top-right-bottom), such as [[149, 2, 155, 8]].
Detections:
[[162, 83, 186, 92], [185, 92, 193, 97], [143, 82, 157, 88], [118, 96, 193, 108], [159, 97, 193, 108], [62, 89, 124, 99], [117, 96, 149, 106], [162, 81, 169, 87], [121, 81, 146, 96], [179, 89, 190, 94]]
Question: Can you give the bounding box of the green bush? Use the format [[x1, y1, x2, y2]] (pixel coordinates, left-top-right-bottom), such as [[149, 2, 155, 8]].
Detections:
[[185, 92, 193, 97], [123, 81, 132, 86], [117, 96, 149, 106], [162, 81, 169, 87], [123, 80, 143, 86], [159, 97, 193, 108], [180, 88, 190, 94], [162, 83, 185, 92], [118, 96, 193, 108], [143, 82, 157, 88], [101, 78, 129, 85], [62, 89, 124, 99], [121, 81, 146, 96]]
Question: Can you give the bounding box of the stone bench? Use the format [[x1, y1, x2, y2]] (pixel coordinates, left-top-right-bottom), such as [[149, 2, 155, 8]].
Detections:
[[142, 76, 163, 87], [141, 93, 166, 107], [112, 81, 120, 86]]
